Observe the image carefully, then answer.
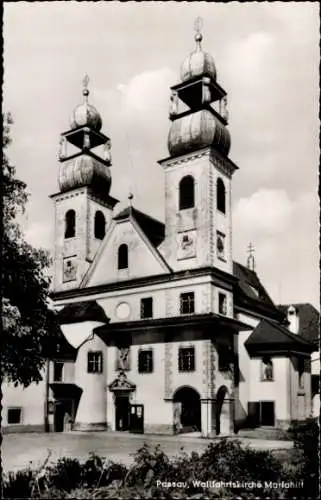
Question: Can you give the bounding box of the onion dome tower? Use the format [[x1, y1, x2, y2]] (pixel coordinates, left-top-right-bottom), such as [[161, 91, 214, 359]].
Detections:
[[58, 75, 112, 195], [168, 18, 230, 158], [51, 76, 118, 292], [159, 19, 238, 275]]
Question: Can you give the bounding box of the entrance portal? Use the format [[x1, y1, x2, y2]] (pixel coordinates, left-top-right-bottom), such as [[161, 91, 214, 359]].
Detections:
[[216, 385, 231, 435], [115, 395, 130, 431], [54, 399, 73, 432], [173, 387, 201, 433]]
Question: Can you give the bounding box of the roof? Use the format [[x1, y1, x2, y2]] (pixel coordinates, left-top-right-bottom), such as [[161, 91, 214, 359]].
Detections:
[[233, 262, 283, 321], [113, 206, 165, 247], [278, 303, 320, 345], [58, 300, 109, 325], [245, 318, 315, 355], [41, 310, 78, 360]]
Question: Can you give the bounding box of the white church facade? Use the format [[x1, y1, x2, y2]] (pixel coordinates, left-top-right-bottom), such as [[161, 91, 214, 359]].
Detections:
[[2, 25, 319, 436]]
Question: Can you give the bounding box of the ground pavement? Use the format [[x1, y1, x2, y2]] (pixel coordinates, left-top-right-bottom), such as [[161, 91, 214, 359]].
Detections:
[[2, 431, 293, 473]]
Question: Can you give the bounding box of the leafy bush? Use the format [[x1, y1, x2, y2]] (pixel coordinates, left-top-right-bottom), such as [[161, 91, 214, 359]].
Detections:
[[287, 418, 319, 499], [4, 436, 317, 499], [46, 457, 82, 492], [2, 467, 34, 499]]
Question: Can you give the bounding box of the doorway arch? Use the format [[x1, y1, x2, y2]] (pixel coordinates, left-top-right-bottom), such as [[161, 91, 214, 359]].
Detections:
[[216, 385, 231, 435], [173, 386, 201, 433]]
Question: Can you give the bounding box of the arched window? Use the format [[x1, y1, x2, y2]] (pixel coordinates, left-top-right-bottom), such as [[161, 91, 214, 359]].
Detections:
[[118, 244, 128, 270], [94, 210, 106, 240], [217, 178, 226, 214], [65, 209, 76, 239], [179, 175, 195, 210]]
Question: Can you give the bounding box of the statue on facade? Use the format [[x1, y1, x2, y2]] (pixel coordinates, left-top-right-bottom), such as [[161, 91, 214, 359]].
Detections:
[[59, 136, 67, 159], [103, 140, 112, 165], [202, 77, 211, 104], [117, 346, 130, 371], [220, 96, 229, 122], [169, 91, 178, 117]]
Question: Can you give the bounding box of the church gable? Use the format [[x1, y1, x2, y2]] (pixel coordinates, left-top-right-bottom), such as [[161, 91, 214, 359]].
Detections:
[[83, 216, 170, 287]]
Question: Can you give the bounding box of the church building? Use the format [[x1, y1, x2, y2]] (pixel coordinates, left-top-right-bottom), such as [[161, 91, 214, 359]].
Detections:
[[2, 23, 319, 436]]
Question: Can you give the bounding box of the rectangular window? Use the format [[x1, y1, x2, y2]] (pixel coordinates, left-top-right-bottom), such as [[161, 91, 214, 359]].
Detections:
[[261, 358, 274, 381], [178, 347, 195, 372], [53, 361, 64, 382], [140, 297, 153, 319], [7, 408, 22, 424], [218, 346, 232, 371], [298, 358, 305, 389], [87, 351, 103, 374], [138, 349, 153, 373], [218, 293, 227, 315], [180, 292, 195, 315]]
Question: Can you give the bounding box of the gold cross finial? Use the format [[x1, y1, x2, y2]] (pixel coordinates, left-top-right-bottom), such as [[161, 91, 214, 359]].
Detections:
[[247, 242, 255, 256], [194, 16, 203, 47], [247, 242, 256, 271], [194, 16, 203, 34], [83, 74, 90, 89]]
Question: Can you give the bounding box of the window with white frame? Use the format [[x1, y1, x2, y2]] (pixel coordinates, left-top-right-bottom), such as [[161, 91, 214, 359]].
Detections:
[[178, 346, 195, 372], [87, 351, 103, 374], [138, 349, 153, 373], [180, 292, 195, 315]]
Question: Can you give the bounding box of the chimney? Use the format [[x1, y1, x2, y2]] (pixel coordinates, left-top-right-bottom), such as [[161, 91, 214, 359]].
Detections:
[[287, 305, 299, 334]]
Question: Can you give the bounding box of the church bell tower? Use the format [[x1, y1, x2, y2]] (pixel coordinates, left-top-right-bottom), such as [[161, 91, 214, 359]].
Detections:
[[51, 76, 117, 292], [159, 19, 238, 275]]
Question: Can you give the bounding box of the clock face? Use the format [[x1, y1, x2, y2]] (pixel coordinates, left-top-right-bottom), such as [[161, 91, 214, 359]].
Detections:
[[116, 302, 131, 320]]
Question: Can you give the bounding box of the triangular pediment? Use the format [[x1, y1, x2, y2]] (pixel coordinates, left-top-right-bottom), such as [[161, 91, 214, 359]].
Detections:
[[82, 216, 170, 287], [109, 372, 136, 392]]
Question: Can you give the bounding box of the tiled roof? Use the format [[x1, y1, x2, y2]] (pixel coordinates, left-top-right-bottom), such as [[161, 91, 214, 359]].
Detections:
[[233, 262, 283, 320], [113, 206, 165, 247], [245, 319, 315, 355], [278, 303, 320, 345], [58, 300, 109, 325]]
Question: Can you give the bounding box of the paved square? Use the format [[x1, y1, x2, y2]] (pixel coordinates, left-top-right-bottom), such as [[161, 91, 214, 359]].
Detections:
[[2, 432, 293, 473]]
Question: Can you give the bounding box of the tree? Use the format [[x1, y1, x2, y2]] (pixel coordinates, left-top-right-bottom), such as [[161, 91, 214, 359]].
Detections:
[[2, 112, 57, 387]]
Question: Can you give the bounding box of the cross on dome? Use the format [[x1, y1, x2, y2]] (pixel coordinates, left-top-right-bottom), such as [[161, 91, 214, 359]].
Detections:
[[194, 16, 204, 46]]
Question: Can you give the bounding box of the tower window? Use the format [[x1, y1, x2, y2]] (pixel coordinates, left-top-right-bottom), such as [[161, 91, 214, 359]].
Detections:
[[141, 297, 153, 319], [65, 209, 76, 239], [217, 178, 226, 214], [178, 346, 195, 372], [87, 351, 103, 373], [179, 175, 195, 210], [118, 244, 128, 270], [180, 292, 195, 315], [94, 210, 106, 240]]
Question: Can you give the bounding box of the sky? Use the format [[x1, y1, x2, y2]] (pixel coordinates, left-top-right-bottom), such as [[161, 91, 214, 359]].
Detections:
[[3, 2, 320, 309]]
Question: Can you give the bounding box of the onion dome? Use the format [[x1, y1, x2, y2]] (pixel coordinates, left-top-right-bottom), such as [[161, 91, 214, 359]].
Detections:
[[168, 109, 230, 157], [58, 154, 111, 193], [70, 75, 102, 132], [180, 19, 216, 82]]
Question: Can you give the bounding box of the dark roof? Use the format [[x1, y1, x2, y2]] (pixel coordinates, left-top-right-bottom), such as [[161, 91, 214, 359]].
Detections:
[[233, 262, 283, 321], [113, 206, 165, 247], [41, 310, 77, 360], [245, 319, 315, 355], [278, 303, 320, 344], [58, 300, 109, 325]]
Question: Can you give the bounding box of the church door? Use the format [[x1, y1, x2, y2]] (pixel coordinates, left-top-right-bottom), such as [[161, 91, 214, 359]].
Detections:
[[115, 395, 130, 431]]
